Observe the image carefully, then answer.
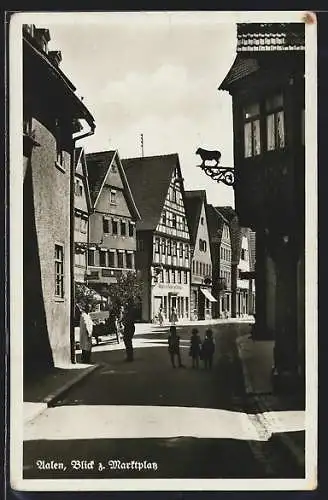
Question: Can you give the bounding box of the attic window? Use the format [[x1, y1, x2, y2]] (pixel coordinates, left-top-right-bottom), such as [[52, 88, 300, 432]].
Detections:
[[111, 162, 117, 173], [110, 189, 116, 205]]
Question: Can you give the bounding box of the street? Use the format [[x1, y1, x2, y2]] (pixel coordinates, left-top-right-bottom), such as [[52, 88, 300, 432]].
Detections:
[[23, 322, 304, 479]]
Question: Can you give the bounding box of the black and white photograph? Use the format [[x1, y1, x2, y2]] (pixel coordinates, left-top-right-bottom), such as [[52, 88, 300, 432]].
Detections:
[[9, 10, 317, 491]]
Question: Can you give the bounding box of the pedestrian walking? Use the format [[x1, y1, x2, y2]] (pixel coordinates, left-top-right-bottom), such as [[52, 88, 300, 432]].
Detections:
[[201, 329, 215, 370], [170, 307, 178, 325], [189, 328, 202, 369], [117, 304, 125, 341], [122, 303, 136, 362], [158, 307, 164, 327], [108, 308, 120, 344], [168, 325, 183, 368], [79, 303, 94, 364]]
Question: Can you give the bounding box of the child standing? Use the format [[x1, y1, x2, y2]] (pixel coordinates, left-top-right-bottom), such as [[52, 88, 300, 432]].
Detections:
[[201, 329, 215, 370], [168, 325, 183, 368], [189, 328, 202, 369]]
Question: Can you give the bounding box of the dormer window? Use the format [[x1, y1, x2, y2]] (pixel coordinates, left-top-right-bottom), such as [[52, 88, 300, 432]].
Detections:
[[243, 103, 261, 158]]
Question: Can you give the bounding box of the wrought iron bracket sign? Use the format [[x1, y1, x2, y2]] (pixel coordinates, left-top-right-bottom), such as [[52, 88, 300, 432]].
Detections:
[[198, 163, 235, 187], [195, 147, 235, 186]]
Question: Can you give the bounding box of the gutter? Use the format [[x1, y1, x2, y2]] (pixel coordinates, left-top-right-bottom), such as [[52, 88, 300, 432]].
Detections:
[[70, 122, 95, 363]]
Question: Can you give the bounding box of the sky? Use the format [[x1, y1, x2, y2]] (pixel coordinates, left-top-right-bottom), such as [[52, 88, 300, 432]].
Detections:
[[31, 13, 237, 206]]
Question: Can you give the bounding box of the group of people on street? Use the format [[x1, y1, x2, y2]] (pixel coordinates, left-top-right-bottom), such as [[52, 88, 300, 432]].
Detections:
[[79, 301, 136, 364], [79, 302, 215, 370], [157, 306, 178, 327], [167, 326, 215, 369]]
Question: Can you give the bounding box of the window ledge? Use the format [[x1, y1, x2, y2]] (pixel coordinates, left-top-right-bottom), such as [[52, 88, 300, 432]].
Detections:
[[55, 161, 66, 173], [54, 297, 65, 302]]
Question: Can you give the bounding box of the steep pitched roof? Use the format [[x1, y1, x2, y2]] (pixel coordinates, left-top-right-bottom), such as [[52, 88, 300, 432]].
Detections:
[[122, 154, 182, 231], [237, 23, 305, 53], [215, 206, 242, 264], [85, 150, 140, 220], [219, 22, 305, 91], [85, 150, 116, 206], [74, 147, 92, 213], [184, 190, 207, 246]]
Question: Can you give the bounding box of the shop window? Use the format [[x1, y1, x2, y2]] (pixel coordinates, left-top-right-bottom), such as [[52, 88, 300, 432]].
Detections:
[[243, 103, 260, 158]]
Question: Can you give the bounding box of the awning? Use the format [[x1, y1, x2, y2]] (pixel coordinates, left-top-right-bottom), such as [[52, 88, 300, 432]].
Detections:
[[200, 288, 217, 302]]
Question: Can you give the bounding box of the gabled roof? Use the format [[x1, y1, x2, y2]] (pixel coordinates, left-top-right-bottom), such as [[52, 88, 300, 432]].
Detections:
[[85, 150, 140, 220], [74, 147, 92, 213], [23, 27, 95, 127], [184, 190, 207, 246], [85, 150, 116, 205], [219, 22, 305, 91], [122, 154, 183, 231], [215, 206, 241, 264]]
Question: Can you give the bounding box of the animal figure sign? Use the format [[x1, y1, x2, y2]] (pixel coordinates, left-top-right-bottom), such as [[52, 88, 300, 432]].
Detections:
[[196, 147, 222, 166], [196, 147, 235, 187]]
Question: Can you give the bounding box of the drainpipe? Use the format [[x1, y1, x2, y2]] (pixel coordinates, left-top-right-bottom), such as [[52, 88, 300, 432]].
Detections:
[[70, 121, 95, 364]]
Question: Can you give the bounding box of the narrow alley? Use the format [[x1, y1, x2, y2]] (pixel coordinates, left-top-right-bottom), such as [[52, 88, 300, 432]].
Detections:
[[23, 322, 304, 479]]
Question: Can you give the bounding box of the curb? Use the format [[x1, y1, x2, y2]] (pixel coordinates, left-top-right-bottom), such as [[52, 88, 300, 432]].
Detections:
[[24, 364, 101, 424], [235, 336, 305, 472], [253, 394, 305, 471], [46, 364, 102, 407]]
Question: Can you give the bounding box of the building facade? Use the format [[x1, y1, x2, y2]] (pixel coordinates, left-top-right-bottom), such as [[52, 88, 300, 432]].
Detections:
[[74, 147, 92, 284], [123, 154, 191, 323], [219, 23, 305, 391], [185, 191, 216, 321], [84, 150, 140, 297], [219, 221, 232, 318], [23, 24, 95, 377], [206, 204, 231, 318], [236, 229, 255, 316]]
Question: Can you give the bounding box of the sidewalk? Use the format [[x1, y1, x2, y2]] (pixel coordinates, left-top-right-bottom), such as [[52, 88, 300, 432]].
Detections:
[[236, 333, 305, 471], [24, 363, 100, 424]]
